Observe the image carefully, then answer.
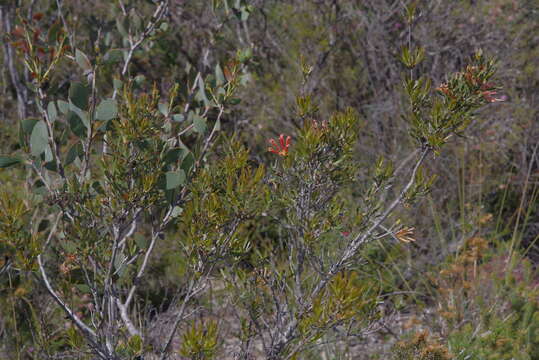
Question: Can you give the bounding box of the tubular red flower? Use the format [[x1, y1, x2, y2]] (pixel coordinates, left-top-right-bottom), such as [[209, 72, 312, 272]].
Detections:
[[268, 134, 291, 156], [482, 90, 504, 103]]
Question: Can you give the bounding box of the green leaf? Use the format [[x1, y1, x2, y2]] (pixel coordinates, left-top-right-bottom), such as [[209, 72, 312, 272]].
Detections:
[[57, 100, 70, 114], [95, 99, 118, 121], [67, 111, 88, 138], [103, 49, 124, 64], [47, 102, 58, 122], [69, 103, 90, 129], [75, 49, 92, 71], [65, 142, 84, 166], [113, 78, 123, 91], [30, 121, 49, 157], [20, 118, 39, 135], [134, 234, 147, 249], [163, 148, 186, 165], [195, 76, 210, 107], [158, 103, 169, 117], [215, 64, 225, 86], [166, 170, 186, 190], [0, 156, 22, 168], [181, 152, 195, 174], [68, 82, 90, 110], [193, 114, 206, 134], [43, 145, 53, 163], [172, 114, 184, 122]]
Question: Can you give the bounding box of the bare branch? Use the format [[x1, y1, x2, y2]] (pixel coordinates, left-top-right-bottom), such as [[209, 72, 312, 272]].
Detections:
[[37, 255, 109, 359]]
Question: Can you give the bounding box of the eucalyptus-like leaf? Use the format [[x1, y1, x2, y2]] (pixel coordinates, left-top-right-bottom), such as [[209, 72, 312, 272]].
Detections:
[[95, 99, 118, 121], [113, 78, 123, 91], [172, 114, 184, 122], [163, 148, 186, 165], [57, 100, 70, 114], [181, 152, 195, 174], [193, 114, 207, 134], [30, 121, 49, 157], [47, 102, 58, 122], [75, 49, 92, 72], [20, 118, 39, 135], [195, 76, 210, 107], [69, 82, 90, 110], [67, 111, 88, 138], [158, 103, 169, 117], [215, 64, 225, 86], [65, 142, 84, 166], [166, 170, 186, 190]]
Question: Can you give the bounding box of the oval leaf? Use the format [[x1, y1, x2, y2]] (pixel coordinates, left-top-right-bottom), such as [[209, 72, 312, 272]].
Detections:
[[165, 170, 186, 190], [68, 82, 90, 110], [20, 118, 39, 135], [57, 100, 70, 114], [75, 49, 92, 71], [113, 78, 123, 91], [65, 142, 84, 166], [181, 152, 195, 174], [67, 111, 87, 138], [172, 114, 184, 122], [96, 99, 118, 121], [163, 148, 186, 165], [158, 103, 169, 117], [30, 121, 49, 156], [215, 64, 225, 86], [47, 102, 58, 122], [193, 114, 206, 134]]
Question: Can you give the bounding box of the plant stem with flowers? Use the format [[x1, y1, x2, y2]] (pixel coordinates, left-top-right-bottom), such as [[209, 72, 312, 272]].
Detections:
[[224, 51, 504, 360]]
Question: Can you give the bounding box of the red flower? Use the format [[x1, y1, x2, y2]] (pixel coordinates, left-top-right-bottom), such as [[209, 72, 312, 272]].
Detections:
[[481, 90, 504, 103], [268, 134, 291, 156]]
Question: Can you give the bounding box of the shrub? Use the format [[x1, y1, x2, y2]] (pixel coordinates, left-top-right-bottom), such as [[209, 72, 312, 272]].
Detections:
[[0, 1, 512, 359]]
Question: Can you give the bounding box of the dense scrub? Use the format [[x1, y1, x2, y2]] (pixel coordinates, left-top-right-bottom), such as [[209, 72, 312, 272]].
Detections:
[[0, 1, 537, 359]]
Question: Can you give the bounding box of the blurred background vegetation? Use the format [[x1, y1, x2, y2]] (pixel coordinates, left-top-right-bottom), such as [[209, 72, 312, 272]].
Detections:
[[0, 0, 538, 359]]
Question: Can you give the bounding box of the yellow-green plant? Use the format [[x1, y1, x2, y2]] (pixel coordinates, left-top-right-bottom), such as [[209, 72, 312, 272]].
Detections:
[[0, 1, 505, 359]]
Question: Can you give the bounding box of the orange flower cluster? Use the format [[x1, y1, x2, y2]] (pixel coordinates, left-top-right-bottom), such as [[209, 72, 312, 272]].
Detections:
[[268, 134, 291, 156]]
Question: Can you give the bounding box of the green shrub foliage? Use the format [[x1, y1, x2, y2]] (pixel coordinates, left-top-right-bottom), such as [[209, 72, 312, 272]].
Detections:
[[1, 1, 536, 360]]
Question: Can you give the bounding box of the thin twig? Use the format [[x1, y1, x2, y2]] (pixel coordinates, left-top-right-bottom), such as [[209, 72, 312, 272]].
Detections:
[[268, 148, 430, 356]]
